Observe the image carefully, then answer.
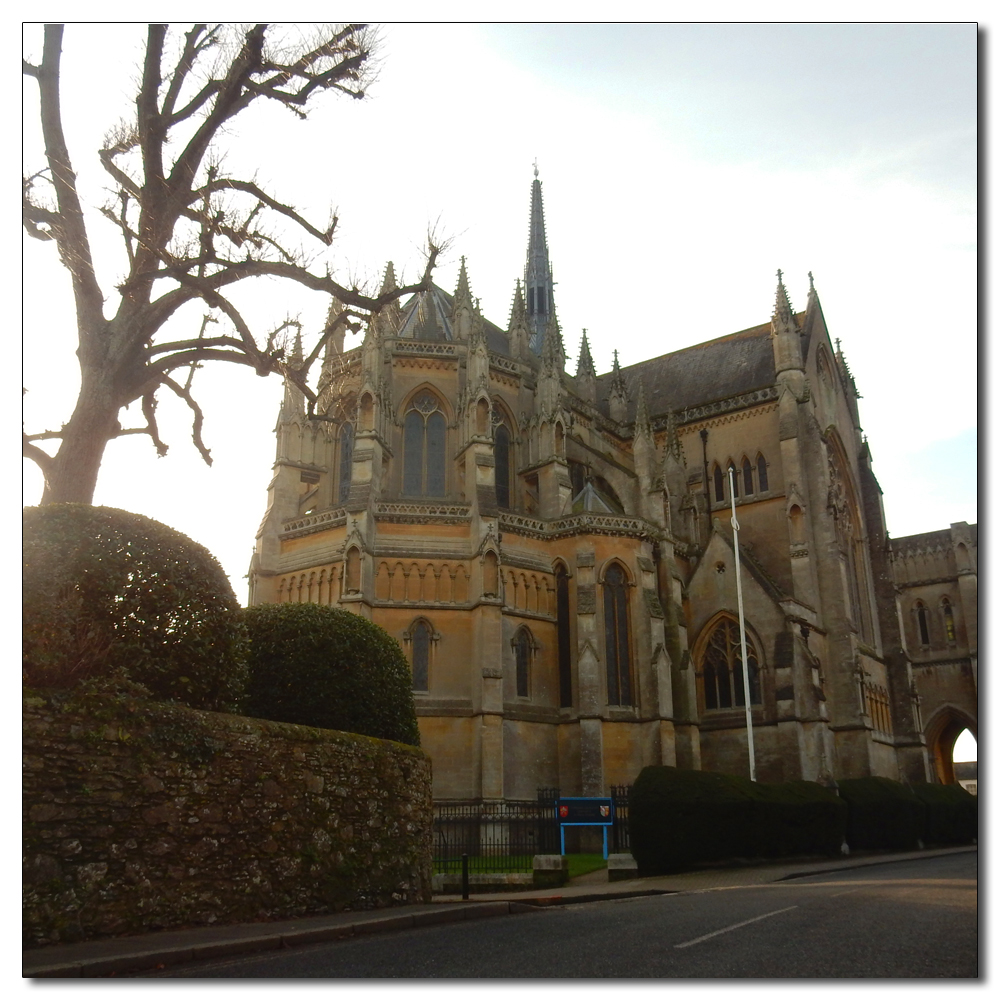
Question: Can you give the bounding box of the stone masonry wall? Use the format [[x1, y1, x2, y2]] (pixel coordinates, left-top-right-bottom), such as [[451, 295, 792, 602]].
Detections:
[[23, 689, 433, 948]]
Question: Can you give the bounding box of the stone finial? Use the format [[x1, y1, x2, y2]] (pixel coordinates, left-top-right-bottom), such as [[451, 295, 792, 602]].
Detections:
[[773, 268, 795, 328], [454, 256, 473, 310], [576, 329, 596, 378]]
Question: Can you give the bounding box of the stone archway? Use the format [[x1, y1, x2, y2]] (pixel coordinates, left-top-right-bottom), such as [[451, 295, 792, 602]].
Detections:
[[924, 706, 977, 785]]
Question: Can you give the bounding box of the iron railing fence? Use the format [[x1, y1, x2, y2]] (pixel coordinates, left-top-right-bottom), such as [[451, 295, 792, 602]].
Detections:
[[432, 798, 555, 874], [610, 784, 631, 852], [432, 786, 631, 872]]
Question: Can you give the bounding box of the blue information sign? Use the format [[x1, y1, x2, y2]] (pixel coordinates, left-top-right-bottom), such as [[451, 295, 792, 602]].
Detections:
[[555, 797, 615, 858]]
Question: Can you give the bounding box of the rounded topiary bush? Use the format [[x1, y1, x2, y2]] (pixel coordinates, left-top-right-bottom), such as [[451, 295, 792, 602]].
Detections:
[[23, 504, 247, 712], [242, 603, 420, 746]]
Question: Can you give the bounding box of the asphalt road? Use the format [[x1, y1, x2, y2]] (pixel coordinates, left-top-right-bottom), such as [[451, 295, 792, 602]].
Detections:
[[141, 852, 978, 979]]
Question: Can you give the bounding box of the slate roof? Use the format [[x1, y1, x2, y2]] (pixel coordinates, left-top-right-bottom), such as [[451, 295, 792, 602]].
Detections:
[[396, 285, 510, 355], [595, 319, 790, 423]]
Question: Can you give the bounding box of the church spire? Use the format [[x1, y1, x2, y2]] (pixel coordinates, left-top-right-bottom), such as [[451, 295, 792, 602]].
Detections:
[[524, 164, 555, 355]]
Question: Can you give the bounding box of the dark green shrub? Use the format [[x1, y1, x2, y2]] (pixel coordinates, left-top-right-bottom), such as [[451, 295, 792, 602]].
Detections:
[[629, 766, 757, 874], [910, 783, 977, 845], [629, 767, 847, 875], [23, 504, 247, 712], [836, 777, 925, 850], [749, 780, 848, 858], [242, 603, 420, 746]]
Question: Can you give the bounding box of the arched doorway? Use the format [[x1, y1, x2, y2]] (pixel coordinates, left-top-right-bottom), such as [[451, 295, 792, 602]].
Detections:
[[925, 707, 977, 785]]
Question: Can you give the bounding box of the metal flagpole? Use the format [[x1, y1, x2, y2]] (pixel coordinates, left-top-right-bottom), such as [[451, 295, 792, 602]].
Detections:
[[728, 466, 756, 782]]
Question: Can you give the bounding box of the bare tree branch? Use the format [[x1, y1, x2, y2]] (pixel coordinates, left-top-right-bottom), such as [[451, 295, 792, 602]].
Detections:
[[163, 377, 212, 465], [23, 23, 439, 504], [23, 435, 55, 474]]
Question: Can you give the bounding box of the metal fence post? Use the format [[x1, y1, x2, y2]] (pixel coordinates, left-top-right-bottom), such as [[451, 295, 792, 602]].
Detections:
[[461, 853, 469, 900]]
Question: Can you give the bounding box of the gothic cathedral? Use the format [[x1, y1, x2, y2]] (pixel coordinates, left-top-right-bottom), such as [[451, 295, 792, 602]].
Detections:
[[249, 173, 976, 801]]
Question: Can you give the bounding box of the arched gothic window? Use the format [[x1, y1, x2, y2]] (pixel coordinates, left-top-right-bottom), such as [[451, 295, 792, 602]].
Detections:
[[406, 618, 437, 691], [701, 617, 761, 710], [713, 464, 725, 503], [757, 454, 769, 493], [942, 598, 956, 643], [916, 601, 930, 646], [603, 563, 632, 706], [513, 627, 533, 698], [555, 564, 572, 708], [743, 458, 754, 495], [338, 422, 354, 504], [403, 392, 446, 496], [495, 423, 512, 509]]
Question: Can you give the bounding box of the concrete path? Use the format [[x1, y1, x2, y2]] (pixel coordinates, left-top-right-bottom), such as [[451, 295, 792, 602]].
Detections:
[[23, 845, 975, 978]]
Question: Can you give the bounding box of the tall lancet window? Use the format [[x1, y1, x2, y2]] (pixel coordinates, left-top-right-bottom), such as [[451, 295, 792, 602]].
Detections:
[[403, 392, 446, 496], [556, 564, 572, 708], [495, 423, 512, 509], [338, 422, 354, 504], [757, 454, 769, 493], [603, 562, 632, 706], [513, 627, 533, 698], [713, 464, 725, 503]]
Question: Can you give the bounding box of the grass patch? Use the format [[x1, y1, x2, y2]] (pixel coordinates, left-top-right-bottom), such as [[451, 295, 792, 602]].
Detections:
[[566, 854, 608, 879]]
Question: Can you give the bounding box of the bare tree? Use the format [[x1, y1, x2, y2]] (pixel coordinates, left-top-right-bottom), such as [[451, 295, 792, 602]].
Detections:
[[23, 23, 440, 504]]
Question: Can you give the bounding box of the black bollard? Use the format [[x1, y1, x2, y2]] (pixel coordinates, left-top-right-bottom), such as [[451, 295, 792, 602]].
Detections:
[[461, 853, 470, 900]]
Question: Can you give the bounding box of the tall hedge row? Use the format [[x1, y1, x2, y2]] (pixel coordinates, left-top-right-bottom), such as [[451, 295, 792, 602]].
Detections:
[[242, 603, 420, 747], [837, 777, 977, 849], [629, 766, 847, 875], [835, 777, 925, 850], [910, 782, 978, 846], [630, 767, 976, 875]]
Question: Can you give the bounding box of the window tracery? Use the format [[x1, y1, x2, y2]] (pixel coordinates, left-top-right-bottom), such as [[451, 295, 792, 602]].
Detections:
[[403, 391, 447, 496], [700, 617, 761, 710]]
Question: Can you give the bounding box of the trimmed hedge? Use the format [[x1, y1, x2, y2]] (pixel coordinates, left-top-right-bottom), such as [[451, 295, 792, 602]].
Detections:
[[910, 782, 977, 846], [243, 603, 420, 746], [836, 777, 924, 851], [629, 766, 846, 875], [23, 504, 247, 712]]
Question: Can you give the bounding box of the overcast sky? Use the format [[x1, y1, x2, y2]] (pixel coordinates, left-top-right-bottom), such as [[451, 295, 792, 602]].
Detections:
[[22, 21, 977, 610]]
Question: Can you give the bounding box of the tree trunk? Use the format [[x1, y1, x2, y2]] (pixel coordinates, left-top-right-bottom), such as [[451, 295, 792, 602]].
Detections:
[[40, 374, 121, 505]]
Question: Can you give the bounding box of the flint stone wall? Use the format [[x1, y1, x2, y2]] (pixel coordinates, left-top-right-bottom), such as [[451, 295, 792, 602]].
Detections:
[[23, 690, 433, 948]]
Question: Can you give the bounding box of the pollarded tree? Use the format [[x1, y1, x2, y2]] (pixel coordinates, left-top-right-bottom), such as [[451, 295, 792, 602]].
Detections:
[[23, 23, 441, 504]]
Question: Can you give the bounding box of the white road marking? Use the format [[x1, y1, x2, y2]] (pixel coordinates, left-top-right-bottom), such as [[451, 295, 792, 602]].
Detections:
[[673, 905, 799, 949]]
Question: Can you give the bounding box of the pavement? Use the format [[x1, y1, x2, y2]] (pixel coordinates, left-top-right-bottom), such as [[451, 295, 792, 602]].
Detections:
[[23, 844, 976, 978]]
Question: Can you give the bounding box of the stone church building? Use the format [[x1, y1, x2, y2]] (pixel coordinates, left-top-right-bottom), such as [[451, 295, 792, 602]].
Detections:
[[249, 174, 976, 801]]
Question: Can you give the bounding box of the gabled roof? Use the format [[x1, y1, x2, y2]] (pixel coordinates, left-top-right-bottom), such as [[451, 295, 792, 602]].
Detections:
[[594, 318, 797, 423]]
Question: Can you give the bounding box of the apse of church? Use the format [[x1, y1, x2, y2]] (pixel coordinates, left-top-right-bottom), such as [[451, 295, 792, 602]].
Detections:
[[250, 172, 968, 801]]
